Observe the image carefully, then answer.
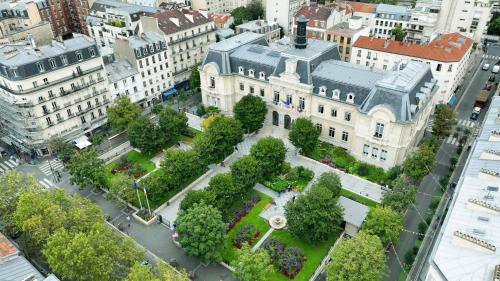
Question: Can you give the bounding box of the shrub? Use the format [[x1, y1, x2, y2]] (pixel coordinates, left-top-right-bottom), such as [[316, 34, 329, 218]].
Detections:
[[387, 165, 402, 182], [404, 251, 416, 266], [262, 238, 305, 278], [115, 155, 132, 171], [226, 195, 261, 232], [412, 246, 419, 255], [418, 222, 428, 234], [232, 224, 259, 248], [450, 154, 459, 168]]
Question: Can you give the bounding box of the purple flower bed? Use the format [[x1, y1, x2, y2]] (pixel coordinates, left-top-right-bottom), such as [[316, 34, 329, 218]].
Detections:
[[232, 224, 260, 248], [226, 194, 261, 232], [263, 238, 305, 279]]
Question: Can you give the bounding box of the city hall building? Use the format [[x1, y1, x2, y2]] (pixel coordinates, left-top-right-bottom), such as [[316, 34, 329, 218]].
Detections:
[[199, 16, 438, 169]]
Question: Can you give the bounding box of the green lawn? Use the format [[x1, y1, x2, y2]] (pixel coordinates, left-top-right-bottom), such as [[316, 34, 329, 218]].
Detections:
[[264, 229, 341, 281], [340, 188, 379, 208], [220, 190, 273, 263], [104, 150, 156, 183]]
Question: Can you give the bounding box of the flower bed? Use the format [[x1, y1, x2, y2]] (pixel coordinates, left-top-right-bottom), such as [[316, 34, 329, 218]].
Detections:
[[263, 238, 306, 279], [227, 194, 261, 232], [232, 224, 260, 248], [105, 150, 156, 182], [264, 166, 314, 193]]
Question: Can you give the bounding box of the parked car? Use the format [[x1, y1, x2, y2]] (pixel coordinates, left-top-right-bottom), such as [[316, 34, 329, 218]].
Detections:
[[493, 65, 500, 74], [483, 63, 491, 70], [489, 75, 496, 82], [484, 83, 493, 90], [470, 107, 481, 120]]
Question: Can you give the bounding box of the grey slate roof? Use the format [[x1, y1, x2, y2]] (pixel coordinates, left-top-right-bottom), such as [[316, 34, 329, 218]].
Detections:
[[105, 59, 138, 83], [90, 0, 159, 14], [338, 196, 369, 227], [0, 256, 45, 281], [375, 3, 411, 20]]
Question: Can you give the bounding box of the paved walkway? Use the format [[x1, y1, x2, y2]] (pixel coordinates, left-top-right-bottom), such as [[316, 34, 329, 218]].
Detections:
[[157, 126, 384, 225]]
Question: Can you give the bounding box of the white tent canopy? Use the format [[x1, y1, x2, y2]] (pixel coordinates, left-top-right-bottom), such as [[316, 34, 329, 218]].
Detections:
[[73, 135, 92, 150]]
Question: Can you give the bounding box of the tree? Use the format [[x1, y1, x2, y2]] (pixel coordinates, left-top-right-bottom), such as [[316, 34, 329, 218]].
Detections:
[[13, 189, 104, 248], [66, 148, 107, 189], [489, 15, 500, 35], [193, 135, 220, 165], [382, 176, 417, 214], [204, 115, 243, 162], [363, 206, 403, 246], [232, 243, 273, 281], [250, 137, 286, 179], [326, 231, 386, 281], [314, 172, 342, 198], [140, 170, 170, 201], [126, 263, 160, 281], [233, 95, 268, 133], [432, 105, 457, 139], [403, 143, 436, 183], [175, 202, 227, 262], [126, 262, 188, 281], [285, 185, 343, 242], [201, 114, 219, 131], [128, 116, 162, 154], [180, 189, 217, 211], [0, 171, 40, 228], [390, 24, 406, 41], [231, 6, 253, 26], [288, 118, 320, 156], [208, 173, 243, 209], [247, 0, 264, 19], [43, 223, 143, 281], [189, 63, 201, 92], [157, 107, 188, 142], [161, 148, 205, 187], [230, 155, 262, 190], [107, 96, 142, 132], [107, 173, 135, 206], [48, 136, 75, 163]]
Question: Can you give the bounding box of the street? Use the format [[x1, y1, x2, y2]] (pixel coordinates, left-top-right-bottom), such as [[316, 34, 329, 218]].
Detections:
[[384, 45, 500, 281]]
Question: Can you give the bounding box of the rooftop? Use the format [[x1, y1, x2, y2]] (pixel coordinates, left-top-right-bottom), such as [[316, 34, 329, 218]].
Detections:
[[295, 6, 332, 21], [126, 31, 164, 48], [90, 0, 159, 14], [375, 3, 410, 15], [209, 13, 232, 25], [236, 20, 278, 31], [353, 33, 474, 62], [106, 59, 138, 83], [208, 32, 266, 52], [338, 196, 369, 227], [328, 21, 366, 35], [151, 8, 212, 34], [0, 233, 17, 258], [430, 96, 500, 281], [0, 256, 45, 281], [350, 2, 376, 13]]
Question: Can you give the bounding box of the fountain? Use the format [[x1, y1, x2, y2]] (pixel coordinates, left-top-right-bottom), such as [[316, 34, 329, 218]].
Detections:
[[269, 215, 287, 229]]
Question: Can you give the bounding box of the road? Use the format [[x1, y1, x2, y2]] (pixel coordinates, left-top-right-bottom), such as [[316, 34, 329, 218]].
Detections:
[[384, 45, 500, 281]]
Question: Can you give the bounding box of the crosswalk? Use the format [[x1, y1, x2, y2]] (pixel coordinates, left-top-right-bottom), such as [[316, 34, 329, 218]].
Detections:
[[0, 159, 19, 174], [38, 178, 55, 189], [483, 54, 500, 60], [445, 135, 460, 145], [39, 159, 64, 176], [457, 119, 476, 128]]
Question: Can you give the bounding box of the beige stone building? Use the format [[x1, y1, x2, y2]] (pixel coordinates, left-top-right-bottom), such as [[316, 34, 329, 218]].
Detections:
[[200, 26, 438, 169]]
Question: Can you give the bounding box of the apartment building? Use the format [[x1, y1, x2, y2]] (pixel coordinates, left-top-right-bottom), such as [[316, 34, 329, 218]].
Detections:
[[105, 59, 145, 106], [0, 35, 110, 156], [200, 27, 437, 169], [86, 0, 160, 49], [406, 2, 440, 43], [325, 16, 370, 61], [114, 32, 171, 107], [350, 2, 377, 35], [140, 8, 216, 88], [373, 4, 411, 39], [236, 19, 280, 42], [191, 0, 252, 13], [440, 0, 491, 42], [351, 33, 473, 105], [292, 5, 350, 40], [266, 0, 308, 35]]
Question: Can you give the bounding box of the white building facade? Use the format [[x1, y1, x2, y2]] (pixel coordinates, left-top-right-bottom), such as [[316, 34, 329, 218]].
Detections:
[[351, 33, 473, 105], [374, 4, 411, 39], [105, 59, 145, 106], [0, 35, 110, 156], [191, 0, 252, 13], [266, 0, 308, 35], [200, 31, 438, 169], [236, 19, 280, 42]]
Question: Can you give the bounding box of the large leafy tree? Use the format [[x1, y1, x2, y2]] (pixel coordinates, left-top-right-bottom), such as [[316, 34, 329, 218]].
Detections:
[[314, 172, 342, 198], [157, 107, 188, 143], [232, 243, 273, 281], [66, 148, 107, 189], [193, 134, 219, 165], [107, 96, 142, 132], [403, 143, 436, 183], [326, 231, 386, 281], [288, 118, 320, 155], [126, 262, 188, 281], [128, 116, 162, 154], [175, 202, 227, 262], [250, 137, 286, 179], [48, 136, 75, 163], [161, 148, 205, 187], [231, 6, 253, 26], [285, 185, 343, 242], [0, 171, 40, 227], [230, 155, 262, 190], [233, 95, 268, 133], [363, 206, 403, 246], [43, 223, 143, 281], [189, 63, 201, 92], [140, 170, 170, 201], [107, 173, 135, 207], [208, 173, 243, 209], [489, 16, 500, 35], [180, 189, 217, 211], [13, 189, 104, 248], [432, 105, 457, 139], [390, 24, 407, 41], [382, 176, 417, 214], [205, 115, 244, 162]]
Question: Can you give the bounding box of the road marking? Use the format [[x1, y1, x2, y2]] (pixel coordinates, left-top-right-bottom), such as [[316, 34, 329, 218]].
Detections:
[[43, 178, 54, 187], [446, 135, 453, 143], [6, 159, 18, 167], [0, 163, 9, 170], [39, 180, 50, 189], [0, 167, 4, 173], [4, 161, 15, 168], [455, 52, 484, 109]]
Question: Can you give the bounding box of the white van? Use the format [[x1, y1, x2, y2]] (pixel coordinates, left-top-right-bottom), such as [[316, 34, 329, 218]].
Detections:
[[493, 65, 500, 74]]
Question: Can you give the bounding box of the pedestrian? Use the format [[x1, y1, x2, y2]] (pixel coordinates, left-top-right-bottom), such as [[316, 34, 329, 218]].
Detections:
[[292, 195, 296, 202], [234, 145, 238, 152], [126, 215, 131, 229]]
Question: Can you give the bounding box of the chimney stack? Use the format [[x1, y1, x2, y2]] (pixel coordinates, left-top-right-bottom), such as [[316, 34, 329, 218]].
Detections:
[[295, 15, 308, 49]]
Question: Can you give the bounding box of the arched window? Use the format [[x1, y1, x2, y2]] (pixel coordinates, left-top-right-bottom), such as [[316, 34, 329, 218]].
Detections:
[[259, 71, 265, 80], [347, 93, 355, 103], [319, 86, 327, 96], [238, 66, 244, 74], [248, 69, 254, 78], [332, 89, 340, 99]]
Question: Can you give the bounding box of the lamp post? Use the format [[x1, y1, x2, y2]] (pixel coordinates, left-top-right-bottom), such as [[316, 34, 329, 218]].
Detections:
[[133, 180, 143, 210]]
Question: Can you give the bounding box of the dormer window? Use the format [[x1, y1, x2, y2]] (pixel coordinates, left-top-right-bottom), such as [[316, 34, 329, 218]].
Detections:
[[89, 47, 96, 57], [347, 93, 355, 103], [36, 62, 45, 72], [332, 89, 340, 100], [135, 49, 141, 57], [319, 86, 327, 96], [239, 66, 244, 75], [259, 71, 265, 80], [76, 51, 83, 61], [149, 44, 154, 52], [248, 69, 254, 78]]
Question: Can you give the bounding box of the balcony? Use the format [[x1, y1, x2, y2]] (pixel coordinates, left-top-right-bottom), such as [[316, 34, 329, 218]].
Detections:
[[373, 132, 383, 139], [169, 27, 216, 44]]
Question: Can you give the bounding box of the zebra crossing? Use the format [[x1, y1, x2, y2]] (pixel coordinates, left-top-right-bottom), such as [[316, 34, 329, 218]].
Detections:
[[39, 159, 64, 176], [445, 135, 459, 145], [38, 178, 55, 189], [457, 119, 476, 128], [0, 159, 19, 174], [483, 54, 500, 60]]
